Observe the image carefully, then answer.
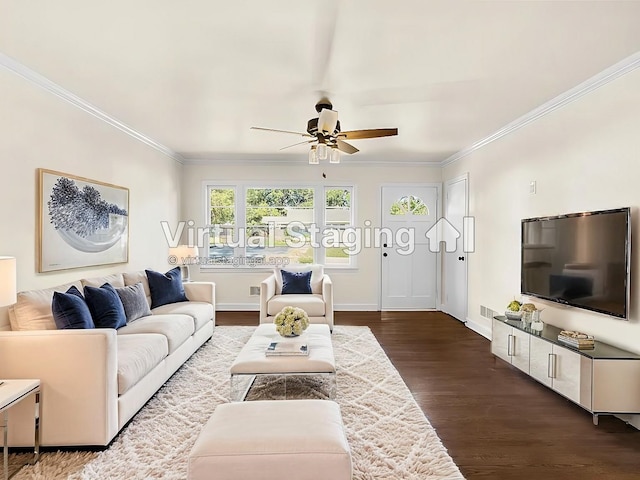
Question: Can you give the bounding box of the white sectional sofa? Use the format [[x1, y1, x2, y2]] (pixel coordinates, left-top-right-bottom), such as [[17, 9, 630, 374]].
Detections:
[[0, 270, 215, 447]]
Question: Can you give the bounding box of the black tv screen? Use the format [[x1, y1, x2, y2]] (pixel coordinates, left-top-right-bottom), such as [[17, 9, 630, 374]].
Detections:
[[521, 207, 630, 319]]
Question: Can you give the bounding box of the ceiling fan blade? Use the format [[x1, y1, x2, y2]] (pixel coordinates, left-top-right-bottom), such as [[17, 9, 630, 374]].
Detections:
[[339, 128, 398, 140], [279, 139, 316, 151], [336, 139, 359, 154], [250, 126, 314, 138]]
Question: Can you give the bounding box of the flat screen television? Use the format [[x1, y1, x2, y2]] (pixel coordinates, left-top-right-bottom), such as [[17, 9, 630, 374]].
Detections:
[[521, 207, 630, 319]]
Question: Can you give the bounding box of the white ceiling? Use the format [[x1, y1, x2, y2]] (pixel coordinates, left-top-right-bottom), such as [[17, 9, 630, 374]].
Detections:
[[2, 0, 640, 164]]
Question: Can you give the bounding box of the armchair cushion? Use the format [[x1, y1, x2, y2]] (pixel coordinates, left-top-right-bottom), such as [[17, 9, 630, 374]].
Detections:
[[267, 294, 326, 317], [281, 270, 312, 295]]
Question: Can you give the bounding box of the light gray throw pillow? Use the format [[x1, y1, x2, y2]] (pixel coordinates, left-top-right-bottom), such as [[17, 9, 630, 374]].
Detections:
[[116, 282, 152, 323]]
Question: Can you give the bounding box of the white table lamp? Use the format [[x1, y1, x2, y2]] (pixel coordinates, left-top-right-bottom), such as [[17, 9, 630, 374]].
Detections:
[[169, 245, 199, 282], [0, 256, 17, 307]]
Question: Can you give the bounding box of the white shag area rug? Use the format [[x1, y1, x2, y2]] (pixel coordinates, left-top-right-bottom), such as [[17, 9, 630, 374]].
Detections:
[[13, 325, 464, 480]]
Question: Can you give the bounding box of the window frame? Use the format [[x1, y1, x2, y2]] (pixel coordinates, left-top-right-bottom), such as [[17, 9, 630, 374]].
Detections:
[[202, 181, 356, 270]]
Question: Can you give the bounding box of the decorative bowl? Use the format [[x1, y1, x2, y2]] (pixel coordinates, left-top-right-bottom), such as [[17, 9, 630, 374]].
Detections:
[[505, 310, 523, 320]]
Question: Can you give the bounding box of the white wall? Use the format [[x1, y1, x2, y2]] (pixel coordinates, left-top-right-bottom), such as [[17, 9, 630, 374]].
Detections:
[[181, 162, 441, 309], [0, 69, 182, 327], [443, 68, 640, 356]]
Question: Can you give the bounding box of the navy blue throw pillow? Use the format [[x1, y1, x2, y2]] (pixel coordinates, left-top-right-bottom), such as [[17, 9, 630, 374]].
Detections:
[[281, 270, 312, 295], [146, 267, 189, 309], [52, 286, 95, 329], [84, 283, 127, 329]]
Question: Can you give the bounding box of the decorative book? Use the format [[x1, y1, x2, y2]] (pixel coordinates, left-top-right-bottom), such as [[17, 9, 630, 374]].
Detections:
[[265, 341, 309, 356], [558, 330, 595, 349]]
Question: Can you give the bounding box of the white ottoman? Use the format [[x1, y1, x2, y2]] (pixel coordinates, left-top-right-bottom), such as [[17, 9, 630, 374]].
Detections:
[[188, 399, 352, 480]]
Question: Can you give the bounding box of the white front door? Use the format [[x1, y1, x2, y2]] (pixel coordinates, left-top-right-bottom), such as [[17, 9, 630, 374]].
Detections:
[[442, 175, 469, 321], [381, 185, 438, 310]]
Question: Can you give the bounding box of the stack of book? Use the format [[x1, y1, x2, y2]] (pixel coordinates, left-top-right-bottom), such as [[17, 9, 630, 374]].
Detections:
[[557, 330, 595, 349], [265, 341, 309, 356]]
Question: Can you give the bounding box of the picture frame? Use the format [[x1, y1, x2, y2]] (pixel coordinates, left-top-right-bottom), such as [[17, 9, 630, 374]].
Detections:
[[38, 168, 129, 272]]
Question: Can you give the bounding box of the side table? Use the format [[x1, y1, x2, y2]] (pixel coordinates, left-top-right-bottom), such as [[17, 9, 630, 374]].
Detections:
[[0, 379, 41, 480]]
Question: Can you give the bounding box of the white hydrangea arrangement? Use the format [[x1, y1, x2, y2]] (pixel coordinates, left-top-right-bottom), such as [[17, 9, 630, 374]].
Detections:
[[274, 306, 310, 337]]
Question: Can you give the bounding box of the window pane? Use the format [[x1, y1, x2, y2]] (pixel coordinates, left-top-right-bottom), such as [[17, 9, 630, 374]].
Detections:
[[246, 188, 314, 264], [325, 188, 352, 265], [390, 195, 428, 216], [209, 188, 235, 259]]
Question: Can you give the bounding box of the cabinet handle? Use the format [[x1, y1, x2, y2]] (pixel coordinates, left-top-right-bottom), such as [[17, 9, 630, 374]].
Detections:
[[548, 353, 556, 378], [507, 334, 515, 356]]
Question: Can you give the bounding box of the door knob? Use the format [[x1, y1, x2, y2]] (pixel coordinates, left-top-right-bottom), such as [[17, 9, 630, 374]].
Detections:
[[383, 253, 388, 257]]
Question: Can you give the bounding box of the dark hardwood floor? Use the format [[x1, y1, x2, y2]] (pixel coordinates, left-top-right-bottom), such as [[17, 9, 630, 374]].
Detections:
[[217, 310, 640, 480]]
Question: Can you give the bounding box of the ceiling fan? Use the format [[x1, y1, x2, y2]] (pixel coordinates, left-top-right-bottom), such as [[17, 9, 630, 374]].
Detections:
[[250, 98, 398, 164]]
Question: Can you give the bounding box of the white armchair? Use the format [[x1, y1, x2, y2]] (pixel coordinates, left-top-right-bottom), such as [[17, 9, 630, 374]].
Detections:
[[260, 265, 334, 331]]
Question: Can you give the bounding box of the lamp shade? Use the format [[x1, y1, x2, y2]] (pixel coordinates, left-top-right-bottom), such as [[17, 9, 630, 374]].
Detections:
[[0, 256, 17, 307], [169, 245, 199, 264]]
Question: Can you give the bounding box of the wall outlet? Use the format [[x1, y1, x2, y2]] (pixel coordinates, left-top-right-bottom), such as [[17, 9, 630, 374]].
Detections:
[[249, 286, 260, 296], [529, 180, 537, 194]]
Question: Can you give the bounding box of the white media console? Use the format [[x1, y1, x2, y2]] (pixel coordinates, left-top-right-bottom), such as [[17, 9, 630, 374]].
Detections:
[[491, 316, 640, 425]]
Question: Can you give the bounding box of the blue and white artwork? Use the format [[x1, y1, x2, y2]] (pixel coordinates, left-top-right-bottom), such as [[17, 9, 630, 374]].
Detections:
[[39, 169, 129, 272]]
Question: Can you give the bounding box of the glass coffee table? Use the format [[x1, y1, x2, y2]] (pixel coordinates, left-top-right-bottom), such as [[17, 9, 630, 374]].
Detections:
[[230, 324, 336, 402]]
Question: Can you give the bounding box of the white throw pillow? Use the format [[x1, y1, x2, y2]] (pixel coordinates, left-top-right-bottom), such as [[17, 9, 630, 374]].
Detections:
[[274, 265, 324, 295]]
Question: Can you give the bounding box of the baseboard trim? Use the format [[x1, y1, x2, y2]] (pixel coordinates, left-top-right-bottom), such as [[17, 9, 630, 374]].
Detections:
[[217, 303, 259, 311], [466, 318, 491, 340], [337, 304, 379, 311]]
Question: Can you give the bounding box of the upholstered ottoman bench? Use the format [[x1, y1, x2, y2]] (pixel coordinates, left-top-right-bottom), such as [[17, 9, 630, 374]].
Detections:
[[187, 399, 352, 480]]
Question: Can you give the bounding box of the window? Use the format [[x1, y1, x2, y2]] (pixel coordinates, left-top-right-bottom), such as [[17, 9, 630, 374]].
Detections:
[[209, 188, 235, 261], [204, 183, 355, 268], [324, 188, 352, 266], [390, 195, 429, 216], [246, 188, 314, 264]]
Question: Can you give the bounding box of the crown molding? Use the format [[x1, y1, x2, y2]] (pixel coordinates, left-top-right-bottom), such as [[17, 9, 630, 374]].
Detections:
[[0, 52, 184, 164], [181, 151, 442, 167], [440, 51, 640, 167]]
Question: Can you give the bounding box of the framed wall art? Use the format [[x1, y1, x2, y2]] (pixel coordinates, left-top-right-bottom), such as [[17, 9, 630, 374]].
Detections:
[[38, 168, 129, 272]]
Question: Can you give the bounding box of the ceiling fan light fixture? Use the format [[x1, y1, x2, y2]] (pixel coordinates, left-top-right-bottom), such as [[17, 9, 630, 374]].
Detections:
[[308, 146, 319, 164], [318, 108, 339, 135], [329, 147, 340, 164], [317, 143, 328, 160]]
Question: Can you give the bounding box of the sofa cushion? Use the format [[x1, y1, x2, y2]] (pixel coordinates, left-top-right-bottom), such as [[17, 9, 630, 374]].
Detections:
[[281, 270, 312, 295], [81, 273, 125, 289], [84, 283, 127, 329], [123, 271, 152, 305], [274, 265, 323, 295], [117, 333, 168, 395], [146, 267, 189, 309], [116, 283, 152, 323], [52, 286, 95, 330], [117, 314, 194, 354], [267, 294, 326, 317], [11, 281, 84, 331], [151, 302, 213, 332]]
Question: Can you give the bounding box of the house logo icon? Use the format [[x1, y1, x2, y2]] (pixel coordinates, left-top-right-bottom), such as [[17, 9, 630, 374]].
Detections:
[[425, 217, 475, 253]]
